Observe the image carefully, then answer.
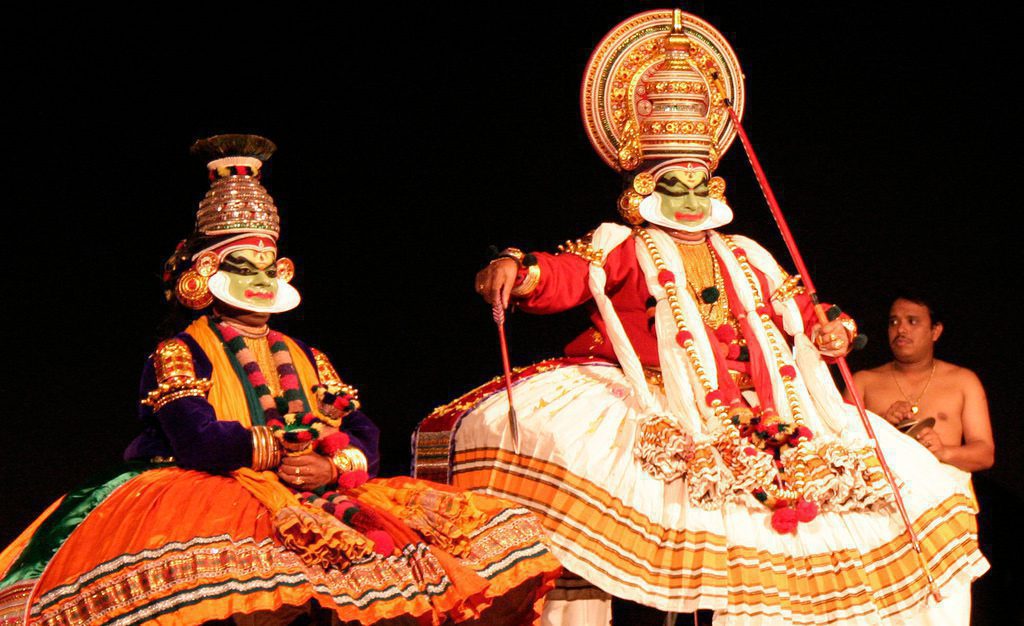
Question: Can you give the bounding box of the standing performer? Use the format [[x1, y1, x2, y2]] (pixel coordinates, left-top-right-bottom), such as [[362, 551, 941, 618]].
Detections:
[[415, 9, 987, 625], [0, 135, 559, 626]]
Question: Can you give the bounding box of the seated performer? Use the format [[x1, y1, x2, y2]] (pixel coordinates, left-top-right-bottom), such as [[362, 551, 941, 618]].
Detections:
[[415, 10, 987, 626], [0, 135, 559, 626], [845, 294, 994, 472]]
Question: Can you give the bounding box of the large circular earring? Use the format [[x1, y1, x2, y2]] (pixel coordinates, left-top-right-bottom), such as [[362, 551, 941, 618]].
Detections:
[[618, 189, 645, 225], [176, 270, 213, 309], [275, 257, 295, 283], [176, 251, 218, 309]]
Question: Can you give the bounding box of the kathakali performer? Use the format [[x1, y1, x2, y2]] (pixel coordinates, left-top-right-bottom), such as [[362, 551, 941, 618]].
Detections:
[[415, 9, 987, 625], [0, 135, 559, 625]]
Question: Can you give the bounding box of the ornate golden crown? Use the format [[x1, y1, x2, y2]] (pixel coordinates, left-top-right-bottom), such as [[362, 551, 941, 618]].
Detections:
[[581, 9, 745, 172]]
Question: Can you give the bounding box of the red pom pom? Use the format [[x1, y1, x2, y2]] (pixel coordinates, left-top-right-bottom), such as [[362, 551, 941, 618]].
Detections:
[[774, 506, 798, 532], [714, 324, 737, 343], [726, 343, 741, 359], [766, 423, 780, 436], [779, 365, 797, 380], [266, 419, 285, 429], [301, 412, 317, 425], [318, 432, 351, 455], [658, 270, 675, 286], [338, 470, 369, 490], [294, 430, 313, 442], [333, 395, 352, 411], [743, 446, 757, 456], [796, 499, 818, 523], [705, 390, 724, 406], [364, 529, 395, 556], [676, 331, 693, 347]]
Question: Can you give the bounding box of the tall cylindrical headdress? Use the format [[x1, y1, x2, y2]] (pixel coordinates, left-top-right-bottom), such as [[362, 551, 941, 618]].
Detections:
[[164, 134, 298, 313]]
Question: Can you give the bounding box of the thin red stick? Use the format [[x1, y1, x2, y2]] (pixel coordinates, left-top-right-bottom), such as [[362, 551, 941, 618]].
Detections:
[[493, 303, 521, 453]]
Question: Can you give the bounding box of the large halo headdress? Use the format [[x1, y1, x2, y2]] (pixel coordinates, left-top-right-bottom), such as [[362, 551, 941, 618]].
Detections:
[[166, 134, 300, 314], [580, 9, 745, 227]]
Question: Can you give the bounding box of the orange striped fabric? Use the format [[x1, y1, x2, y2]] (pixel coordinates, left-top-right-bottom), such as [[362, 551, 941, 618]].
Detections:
[[454, 447, 984, 622]]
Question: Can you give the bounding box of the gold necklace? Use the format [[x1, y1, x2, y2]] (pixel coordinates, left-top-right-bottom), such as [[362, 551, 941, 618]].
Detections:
[[676, 239, 729, 328], [890, 361, 936, 414]]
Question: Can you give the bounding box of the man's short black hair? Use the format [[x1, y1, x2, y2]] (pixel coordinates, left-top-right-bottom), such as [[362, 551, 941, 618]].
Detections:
[[890, 290, 942, 327]]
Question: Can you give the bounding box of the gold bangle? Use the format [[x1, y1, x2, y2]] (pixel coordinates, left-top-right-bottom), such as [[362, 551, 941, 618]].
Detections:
[[251, 426, 280, 471], [839, 315, 858, 342], [332, 446, 368, 476], [346, 447, 368, 473], [511, 264, 541, 297], [492, 247, 525, 267], [330, 449, 353, 475]]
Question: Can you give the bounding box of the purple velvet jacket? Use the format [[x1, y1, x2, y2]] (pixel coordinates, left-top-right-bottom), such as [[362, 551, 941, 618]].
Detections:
[[124, 332, 381, 476]]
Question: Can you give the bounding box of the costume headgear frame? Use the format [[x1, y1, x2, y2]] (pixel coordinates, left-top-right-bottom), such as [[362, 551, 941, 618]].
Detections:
[[581, 9, 745, 174]]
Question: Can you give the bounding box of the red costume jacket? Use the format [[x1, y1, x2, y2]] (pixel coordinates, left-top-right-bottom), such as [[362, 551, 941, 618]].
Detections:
[[518, 231, 821, 379]]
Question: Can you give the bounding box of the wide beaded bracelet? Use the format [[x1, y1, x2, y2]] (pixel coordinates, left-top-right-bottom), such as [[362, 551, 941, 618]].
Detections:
[[330, 446, 369, 475], [251, 425, 282, 471], [511, 264, 541, 297]]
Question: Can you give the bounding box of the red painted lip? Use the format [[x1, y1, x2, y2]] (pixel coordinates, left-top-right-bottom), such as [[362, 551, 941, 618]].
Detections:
[[244, 290, 274, 300], [674, 211, 704, 222]]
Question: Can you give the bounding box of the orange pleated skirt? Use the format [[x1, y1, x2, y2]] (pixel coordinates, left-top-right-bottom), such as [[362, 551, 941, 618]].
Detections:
[[4, 468, 559, 625]]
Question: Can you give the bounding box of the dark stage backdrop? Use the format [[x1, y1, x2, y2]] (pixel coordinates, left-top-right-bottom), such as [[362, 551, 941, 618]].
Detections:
[[3, 2, 1020, 622]]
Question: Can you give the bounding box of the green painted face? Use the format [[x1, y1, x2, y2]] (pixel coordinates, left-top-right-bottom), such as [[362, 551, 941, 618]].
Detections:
[[654, 169, 712, 227], [220, 249, 279, 307]]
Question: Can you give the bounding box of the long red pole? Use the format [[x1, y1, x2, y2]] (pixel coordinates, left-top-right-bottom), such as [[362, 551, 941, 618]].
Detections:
[[725, 106, 941, 601]]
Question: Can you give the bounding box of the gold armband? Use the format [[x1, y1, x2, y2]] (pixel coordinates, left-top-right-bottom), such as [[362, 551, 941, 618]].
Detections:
[[251, 425, 281, 471], [141, 339, 213, 411], [510, 264, 541, 297], [330, 446, 369, 475], [557, 236, 605, 265], [771, 273, 805, 302]]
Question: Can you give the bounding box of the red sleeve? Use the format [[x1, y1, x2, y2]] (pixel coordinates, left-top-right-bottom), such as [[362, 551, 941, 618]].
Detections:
[[518, 238, 640, 315]]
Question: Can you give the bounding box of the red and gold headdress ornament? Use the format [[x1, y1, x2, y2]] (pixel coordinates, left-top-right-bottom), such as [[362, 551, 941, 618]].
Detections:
[[167, 134, 299, 313], [581, 9, 744, 225]]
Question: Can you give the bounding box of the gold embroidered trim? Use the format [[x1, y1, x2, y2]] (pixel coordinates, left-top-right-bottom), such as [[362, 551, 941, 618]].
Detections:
[[142, 339, 213, 411], [558, 233, 605, 265]]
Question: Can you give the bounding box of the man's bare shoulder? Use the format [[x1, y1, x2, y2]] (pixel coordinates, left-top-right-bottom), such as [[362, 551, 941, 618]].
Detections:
[[936, 359, 984, 388]]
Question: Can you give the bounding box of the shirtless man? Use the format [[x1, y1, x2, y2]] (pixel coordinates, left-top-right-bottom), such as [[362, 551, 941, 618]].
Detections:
[[845, 295, 994, 471]]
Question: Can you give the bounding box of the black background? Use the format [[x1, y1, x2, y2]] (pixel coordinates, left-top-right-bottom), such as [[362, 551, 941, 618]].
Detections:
[[2, 2, 1020, 622]]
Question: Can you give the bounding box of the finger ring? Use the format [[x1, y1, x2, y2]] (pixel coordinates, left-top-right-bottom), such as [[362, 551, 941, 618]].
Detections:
[[295, 467, 301, 476], [296, 476, 304, 485], [827, 333, 836, 341], [833, 340, 842, 347]]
